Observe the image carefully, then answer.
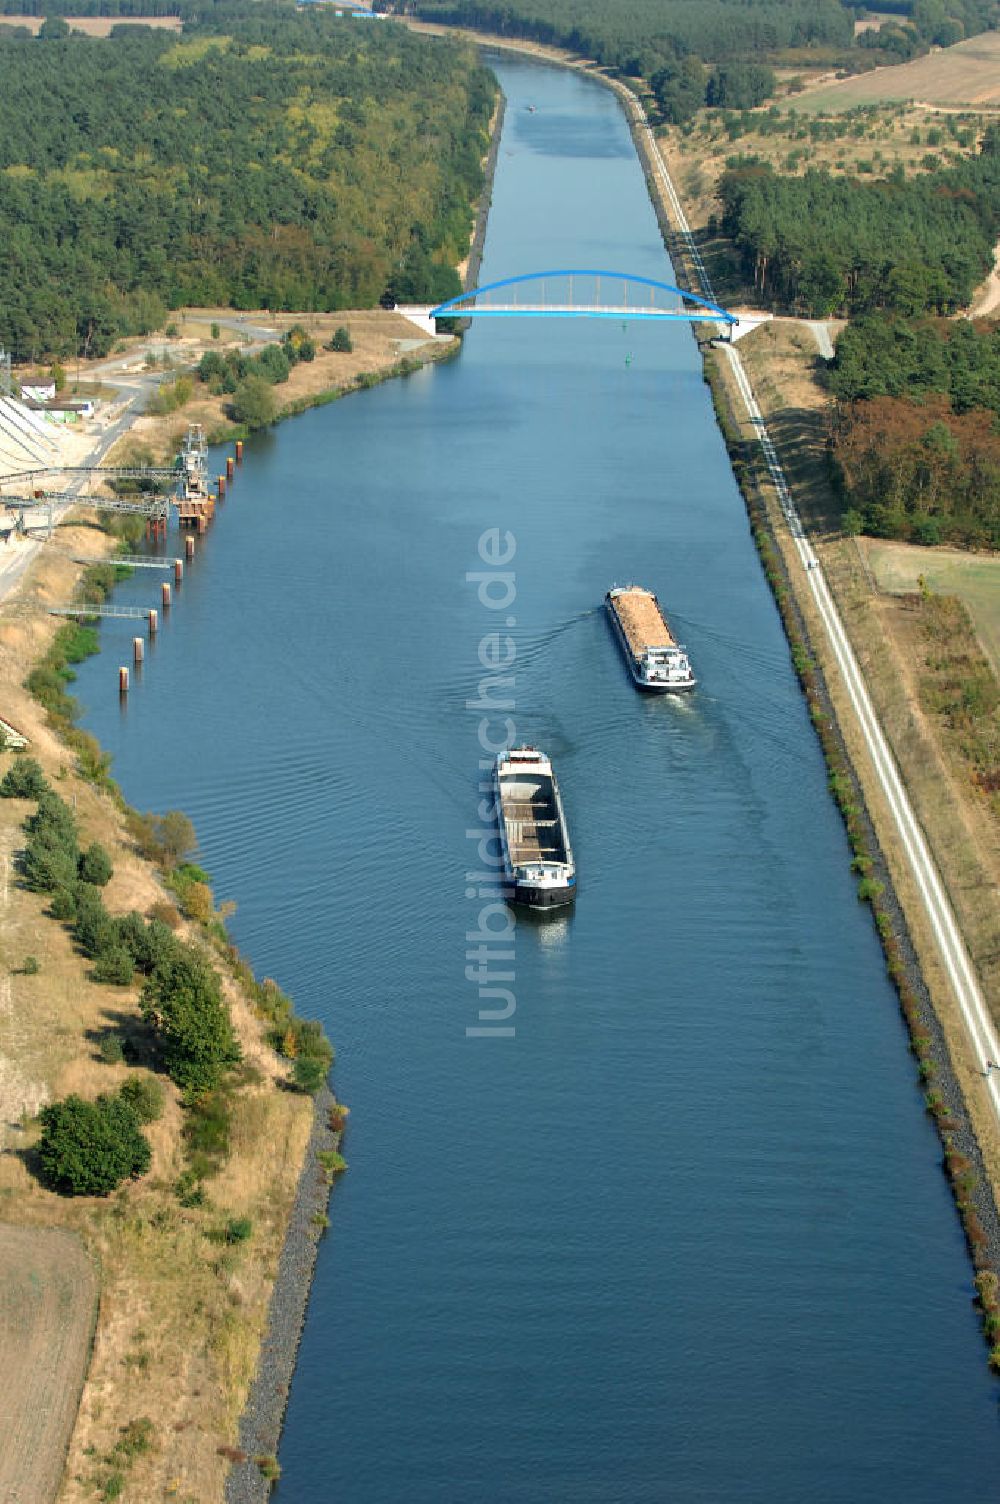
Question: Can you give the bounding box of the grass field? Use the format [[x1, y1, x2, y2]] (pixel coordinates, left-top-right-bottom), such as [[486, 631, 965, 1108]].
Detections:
[[795, 33, 1000, 111], [0, 1224, 97, 1504], [861, 539, 1000, 675]]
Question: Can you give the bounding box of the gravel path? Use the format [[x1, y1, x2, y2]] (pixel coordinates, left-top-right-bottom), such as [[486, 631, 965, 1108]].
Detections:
[[224, 1088, 341, 1502]]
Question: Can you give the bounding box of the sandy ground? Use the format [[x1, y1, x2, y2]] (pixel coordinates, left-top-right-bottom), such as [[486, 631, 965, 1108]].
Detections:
[[0, 1224, 97, 1504]]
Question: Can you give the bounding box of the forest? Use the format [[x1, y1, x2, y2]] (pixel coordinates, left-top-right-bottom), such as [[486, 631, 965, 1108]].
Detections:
[[828, 317, 1000, 411], [0, 11, 496, 359], [398, 0, 1000, 117], [718, 127, 1000, 317], [402, 0, 851, 118], [857, 0, 999, 60], [832, 396, 1000, 548], [826, 316, 1000, 547]]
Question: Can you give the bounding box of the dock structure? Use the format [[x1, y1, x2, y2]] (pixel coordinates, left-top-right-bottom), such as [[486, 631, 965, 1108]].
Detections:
[[48, 604, 154, 620], [176, 425, 215, 528], [0, 427, 226, 537], [2, 491, 170, 540], [177, 495, 214, 529], [71, 553, 182, 572]]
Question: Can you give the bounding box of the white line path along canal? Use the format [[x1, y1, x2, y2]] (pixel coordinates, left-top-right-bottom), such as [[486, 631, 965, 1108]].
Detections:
[[720, 337, 1000, 1114], [630, 92, 1000, 1116]]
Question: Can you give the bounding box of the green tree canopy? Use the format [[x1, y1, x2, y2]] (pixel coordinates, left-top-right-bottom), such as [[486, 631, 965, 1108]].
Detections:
[[141, 944, 240, 1097], [0, 15, 496, 359], [38, 1092, 151, 1196]]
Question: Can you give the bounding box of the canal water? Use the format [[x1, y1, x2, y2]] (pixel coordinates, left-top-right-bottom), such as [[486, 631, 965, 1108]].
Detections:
[[75, 54, 999, 1503]]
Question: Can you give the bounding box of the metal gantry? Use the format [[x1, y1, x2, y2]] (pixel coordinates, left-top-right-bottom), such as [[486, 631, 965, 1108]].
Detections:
[[0, 464, 177, 487], [2, 491, 170, 539]]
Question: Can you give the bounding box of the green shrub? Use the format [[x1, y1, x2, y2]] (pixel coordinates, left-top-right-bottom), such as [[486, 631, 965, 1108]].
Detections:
[[119, 1075, 165, 1124], [74, 885, 117, 958], [37, 1093, 151, 1195], [255, 1455, 280, 1482], [49, 885, 77, 921], [111, 1417, 155, 1461], [92, 947, 136, 987], [228, 375, 277, 429], [27, 791, 77, 844], [174, 1168, 206, 1207], [99, 1033, 126, 1065], [141, 945, 239, 1098], [857, 876, 885, 903], [292, 1055, 329, 1094], [182, 1086, 231, 1168], [79, 842, 113, 887], [0, 757, 48, 799], [20, 955, 40, 975], [254, 343, 290, 386], [115, 912, 179, 976], [329, 325, 353, 353], [225, 1216, 253, 1244], [24, 833, 79, 894]]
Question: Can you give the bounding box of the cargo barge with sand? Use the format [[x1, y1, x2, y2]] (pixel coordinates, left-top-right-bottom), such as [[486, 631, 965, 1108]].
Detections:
[[606, 584, 695, 692], [494, 747, 576, 909]]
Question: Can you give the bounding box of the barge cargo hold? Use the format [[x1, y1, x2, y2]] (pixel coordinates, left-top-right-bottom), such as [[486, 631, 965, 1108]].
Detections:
[[494, 747, 576, 909], [606, 585, 695, 692]]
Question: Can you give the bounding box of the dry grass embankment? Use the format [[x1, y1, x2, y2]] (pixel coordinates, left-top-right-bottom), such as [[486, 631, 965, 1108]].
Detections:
[[0, 531, 317, 1502]]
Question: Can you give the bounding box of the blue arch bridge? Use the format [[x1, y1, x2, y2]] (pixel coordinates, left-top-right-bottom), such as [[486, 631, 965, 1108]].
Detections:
[[412, 269, 739, 334]]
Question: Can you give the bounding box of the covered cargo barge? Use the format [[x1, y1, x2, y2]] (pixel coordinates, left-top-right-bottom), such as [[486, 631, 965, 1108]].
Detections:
[[606, 584, 695, 692]]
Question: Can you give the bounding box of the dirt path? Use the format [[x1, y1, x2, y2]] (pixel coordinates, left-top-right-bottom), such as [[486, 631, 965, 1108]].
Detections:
[[0, 1224, 97, 1504], [969, 239, 1000, 318]]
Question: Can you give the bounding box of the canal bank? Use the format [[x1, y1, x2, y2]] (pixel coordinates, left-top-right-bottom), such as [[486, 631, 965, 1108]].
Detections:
[[0, 522, 327, 1502], [612, 54, 1000, 1367], [69, 53, 1000, 1500], [411, 20, 1000, 1362]]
